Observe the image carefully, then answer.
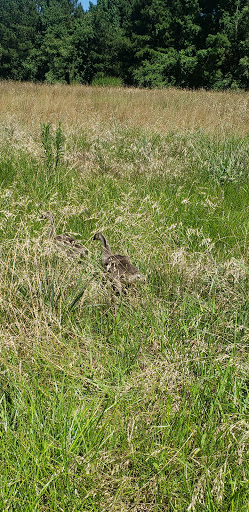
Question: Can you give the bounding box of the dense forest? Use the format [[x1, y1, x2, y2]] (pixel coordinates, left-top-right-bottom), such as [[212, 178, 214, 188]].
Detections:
[[0, 0, 249, 89]]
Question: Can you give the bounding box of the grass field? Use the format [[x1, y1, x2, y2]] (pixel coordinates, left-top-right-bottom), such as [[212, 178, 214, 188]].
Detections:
[[1, 81, 249, 511]]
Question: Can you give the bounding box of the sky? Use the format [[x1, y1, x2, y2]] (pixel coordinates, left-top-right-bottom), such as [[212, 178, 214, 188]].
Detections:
[[80, 0, 97, 11]]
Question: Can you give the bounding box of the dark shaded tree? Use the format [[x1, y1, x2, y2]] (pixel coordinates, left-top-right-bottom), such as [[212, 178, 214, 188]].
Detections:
[[0, 0, 40, 80], [0, 0, 249, 89]]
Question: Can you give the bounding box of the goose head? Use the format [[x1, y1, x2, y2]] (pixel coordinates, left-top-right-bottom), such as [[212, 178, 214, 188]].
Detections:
[[39, 212, 55, 223]]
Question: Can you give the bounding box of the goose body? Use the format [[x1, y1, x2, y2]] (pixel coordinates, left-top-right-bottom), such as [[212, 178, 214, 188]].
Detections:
[[93, 232, 146, 289], [40, 212, 87, 257]]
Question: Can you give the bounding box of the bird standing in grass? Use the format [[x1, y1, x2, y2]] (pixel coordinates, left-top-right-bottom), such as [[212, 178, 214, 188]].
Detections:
[[93, 231, 146, 294], [40, 212, 87, 258]]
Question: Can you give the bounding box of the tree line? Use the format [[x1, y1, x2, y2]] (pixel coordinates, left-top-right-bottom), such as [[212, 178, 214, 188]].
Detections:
[[0, 0, 249, 89]]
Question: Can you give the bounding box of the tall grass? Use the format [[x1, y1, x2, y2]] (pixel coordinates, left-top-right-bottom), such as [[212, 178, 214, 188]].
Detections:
[[1, 81, 249, 137], [0, 82, 249, 511]]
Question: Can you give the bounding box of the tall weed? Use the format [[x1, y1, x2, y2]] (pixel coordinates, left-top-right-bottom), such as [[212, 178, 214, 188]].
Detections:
[[40, 121, 65, 172]]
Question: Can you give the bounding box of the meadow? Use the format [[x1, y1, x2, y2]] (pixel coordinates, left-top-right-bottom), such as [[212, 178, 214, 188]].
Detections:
[[1, 81, 249, 511]]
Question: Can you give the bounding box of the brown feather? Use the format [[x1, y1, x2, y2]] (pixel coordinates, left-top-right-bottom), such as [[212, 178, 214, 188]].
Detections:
[[40, 212, 87, 257], [93, 232, 146, 285]]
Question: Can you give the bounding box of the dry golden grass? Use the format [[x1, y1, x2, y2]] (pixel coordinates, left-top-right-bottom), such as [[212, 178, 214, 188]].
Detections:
[[1, 81, 249, 138]]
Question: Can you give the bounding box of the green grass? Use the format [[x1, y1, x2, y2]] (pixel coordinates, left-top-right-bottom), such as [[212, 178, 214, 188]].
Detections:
[[1, 120, 249, 511]]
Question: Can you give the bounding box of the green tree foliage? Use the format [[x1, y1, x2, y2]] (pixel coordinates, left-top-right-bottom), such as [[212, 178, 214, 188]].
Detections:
[[70, 15, 94, 83], [0, 0, 39, 80], [87, 0, 131, 83], [196, 0, 249, 88], [130, 0, 201, 87], [33, 0, 79, 83], [0, 0, 249, 89]]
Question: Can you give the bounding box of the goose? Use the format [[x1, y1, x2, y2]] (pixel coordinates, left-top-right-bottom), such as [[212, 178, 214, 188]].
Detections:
[[93, 231, 146, 293], [40, 212, 87, 258]]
